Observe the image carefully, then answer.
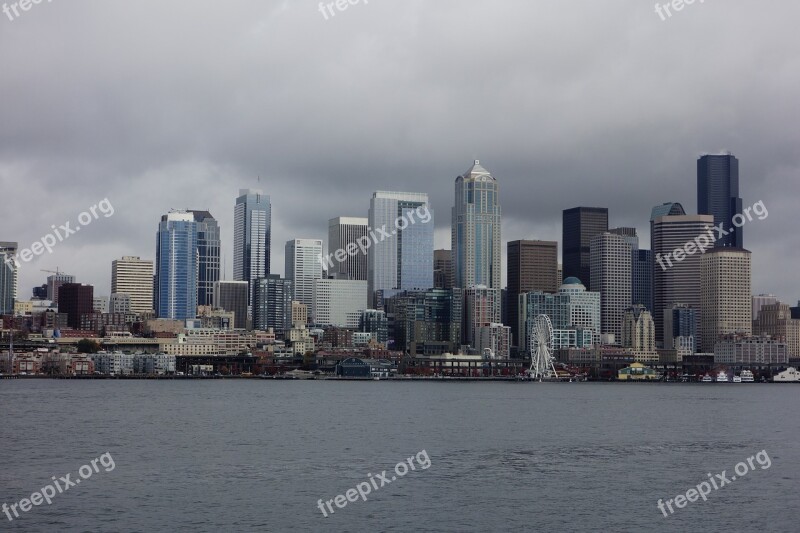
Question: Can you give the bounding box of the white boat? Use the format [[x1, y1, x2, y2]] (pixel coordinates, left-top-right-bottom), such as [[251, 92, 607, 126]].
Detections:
[[715, 370, 729, 383], [740, 370, 755, 383], [773, 367, 800, 383], [732, 375, 742, 383], [701, 374, 713, 383]]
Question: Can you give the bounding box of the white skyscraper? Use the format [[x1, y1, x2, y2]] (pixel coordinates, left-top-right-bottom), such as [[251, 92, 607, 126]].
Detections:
[[234, 189, 271, 304], [312, 279, 368, 328], [367, 191, 434, 306], [285, 239, 323, 314], [452, 160, 501, 290], [112, 256, 154, 314], [590, 232, 632, 344], [328, 217, 368, 280], [701, 248, 752, 352]]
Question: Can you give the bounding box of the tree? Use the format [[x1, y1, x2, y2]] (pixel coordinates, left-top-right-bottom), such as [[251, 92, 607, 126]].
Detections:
[[77, 338, 100, 354]]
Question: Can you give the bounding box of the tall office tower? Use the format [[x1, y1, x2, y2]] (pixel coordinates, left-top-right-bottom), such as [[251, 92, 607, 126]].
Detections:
[[651, 203, 713, 347], [285, 239, 323, 313], [328, 217, 368, 280], [464, 285, 502, 347], [590, 232, 632, 344], [562, 207, 608, 290], [452, 161, 501, 291], [291, 301, 308, 327], [47, 273, 75, 305], [111, 256, 154, 314], [360, 309, 388, 345], [754, 302, 800, 357], [58, 283, 94, 329], [752, 294, 779, 321], [700, 248, 752, 352], [252, 275, 293, 333], [622, 305, 658, 362], [385, 288, 462, 355], [189, 211, 221, 307], [698, 153, 743, 248], [213, 281, 249, 329], [664, 303, 697, 355], [507, 240, 559, 351], [234, 189, 272, 304], [609, 228, 653, 312], [433, 249, 454, 290], [368, 191, 434, 306], [0, 242, 18, 314], [155, 211, 199, 320], [312, 278, 368, 328]]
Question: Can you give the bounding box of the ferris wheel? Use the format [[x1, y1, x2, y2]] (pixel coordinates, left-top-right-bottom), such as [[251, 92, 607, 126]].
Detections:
[[529, 314, 558, 380]]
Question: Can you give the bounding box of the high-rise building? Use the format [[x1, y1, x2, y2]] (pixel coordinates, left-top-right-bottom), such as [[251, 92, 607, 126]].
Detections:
[[328, 217, 368, 281], [590, 232, 632, 344], [464, 285, 502, 347], [664, 303, 697, 355], [111, 256, 154, 314], [368, 191, 434, 307], [700, 248, 752, 352], [385, 288, 462, 355], [0, 242, 18, 314], [507, 240, 558, 351], [234, 189, 272, 304], [58, 283, 94, 329], [651, 203, 713, 347], [609, 228, 653, 312], [360, 309, 388, 345], [213, 281, 249, 330], [562, 207, 608, 290], [452, 161, 501, 291], [190, 211, 221, 308], [291, 301, 308, 327], [754, 302, 800, 358], [752, 294, 779, 321], [433, 249, 454, 290], [698, 153, 743, 248], [156, 211, 199, 320], [312, 278, 368, 328], [47, 273, 75, 305], [476, 323, 511, 359], [285, 239, 323, 313], [622, 305, 658, 362], [252, 275, 293, 334]]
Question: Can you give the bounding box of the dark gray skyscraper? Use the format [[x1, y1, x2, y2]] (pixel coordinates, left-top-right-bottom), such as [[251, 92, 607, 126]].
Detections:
[[190, 210, 221, 308], [234, 189, 272, 304], [214, 281, 249, 329], [0, 242, 17, 314], [562, 207, 608, 290], [698, 153, 743, 248]]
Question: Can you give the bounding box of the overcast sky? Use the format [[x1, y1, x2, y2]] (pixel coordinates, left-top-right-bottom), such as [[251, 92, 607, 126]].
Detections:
[[1, 1, 798, 303]]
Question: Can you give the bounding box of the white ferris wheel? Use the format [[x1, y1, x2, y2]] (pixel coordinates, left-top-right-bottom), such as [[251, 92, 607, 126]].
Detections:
[[529, 314, 558, 380]]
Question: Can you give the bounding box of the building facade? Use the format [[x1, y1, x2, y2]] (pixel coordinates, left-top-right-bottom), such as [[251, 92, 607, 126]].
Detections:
[[111, 256, 154, 314], [213, 281, 249, 330], [312, 279, 368, 329], [58, 283, 94, 329], [562, 207, 608, 290], [285, 239, 323, 313], [507, 240, 558, 351], [0, 242, 17, 314], [590, 232, 632, 344], [156, 211, 199, 320], [700, 248, 752, 352], [697, 153, 743, 248], [328, 217, 368, 281], [234, 189, 272, 304], [252, 275, 293, 334]]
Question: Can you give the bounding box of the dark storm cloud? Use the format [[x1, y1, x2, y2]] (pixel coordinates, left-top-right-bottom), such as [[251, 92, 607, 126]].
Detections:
[[1, 0, 798, 302]]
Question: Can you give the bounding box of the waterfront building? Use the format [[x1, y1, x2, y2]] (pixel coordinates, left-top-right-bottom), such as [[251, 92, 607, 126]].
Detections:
[[621, 305, 658, 362], [385, 288, 462, 355], [714, 335, 787, 365], [700, 248, 752, 352], [753, 302, 800, 357]]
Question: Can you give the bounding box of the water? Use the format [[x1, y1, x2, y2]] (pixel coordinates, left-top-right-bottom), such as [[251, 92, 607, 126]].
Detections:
[[1, 380, 797, 532]]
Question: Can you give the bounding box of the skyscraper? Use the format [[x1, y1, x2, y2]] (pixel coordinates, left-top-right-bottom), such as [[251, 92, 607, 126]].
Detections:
[[47, 273, 75, 305], [433, 249, 454, 290], [651, 203, 713, 347], [698, 153, 743, 248], [700, 248, 752, 352], [190, 210, 221, 308], [562, 207, 609, 290], [452, 160, 501, 291], [368, 191, 434, 306], [252, 275, 293, 334], [111, 256, 154, 314], [507, 240, 558, 351], [156, 211, 199, 320], [464, 285, 502, 347], [328, 217, 368, 280], [312, 278, 368, 328], [234, 189, 271, 302], [609, 228, 653, 312], [590, 232, 632, 344], [285, 239, 323, 313], [0, 242, 18, 315], [213, 281, 249, 329], [58, 283, 94, 329]]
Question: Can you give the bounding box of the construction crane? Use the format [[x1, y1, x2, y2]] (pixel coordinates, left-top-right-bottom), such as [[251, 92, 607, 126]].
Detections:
[[40, 268, 65, 276]]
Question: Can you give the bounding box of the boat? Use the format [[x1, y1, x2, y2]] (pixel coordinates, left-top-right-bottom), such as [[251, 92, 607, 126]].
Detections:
[[715, 370, 729, 383], [701, 374, 713, 383], [732, 375, 742, 383], [773, 367, 800, 383], [740, 370, 755, 383]]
